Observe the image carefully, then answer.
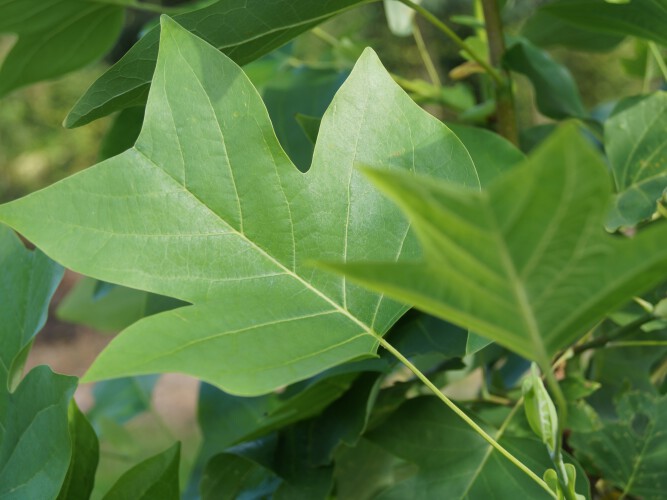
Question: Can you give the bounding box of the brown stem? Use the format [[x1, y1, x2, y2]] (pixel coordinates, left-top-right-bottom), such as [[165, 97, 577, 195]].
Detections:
[[480, 0, 518, 145]]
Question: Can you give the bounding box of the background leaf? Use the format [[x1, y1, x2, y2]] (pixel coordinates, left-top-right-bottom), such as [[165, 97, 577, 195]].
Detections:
[[570, 392, 667, 499], [605, 92, 667, 229], [543, 0, 667, 46], [0, 366, 77, 500], [64, 0, 371, 127], [0, 18, 479, 395], [101, 443, 181, 500], [0, 0, 123, 96]]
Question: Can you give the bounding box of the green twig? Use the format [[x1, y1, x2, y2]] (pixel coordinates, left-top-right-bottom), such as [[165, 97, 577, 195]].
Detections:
[[480, 0, 518, 145], [396, 0, 504, 85], [378, 336, 556, 498], [608, 340, 667, 348], [571, 313, 655, 356], [412, 21, 442, 87]]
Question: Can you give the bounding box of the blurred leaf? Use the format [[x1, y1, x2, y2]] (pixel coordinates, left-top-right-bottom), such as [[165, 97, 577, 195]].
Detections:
[[323, 126, 667, 370], [367, 397, 589, 499], [263, 67, 347, 171], [57, 277, 184, 333], [57, 401, 99, 500], [295, 113, 321, 145], [0, 0, 123, 96], [0, 224, 63, 390], [0, 366, 77, 499], [200, 451, 280, 500], [505, 38, 587, 119], [388, 310, 468, 360], [543, 0, 667, 46], [522, 10, 624, 52], [88, 375, 160, 426], [64, 0, 372, 128], [606, 92, 667, 229], [571, 392, 667, 499], [102, 443, 181, 500], [383, 0, 418, 37]]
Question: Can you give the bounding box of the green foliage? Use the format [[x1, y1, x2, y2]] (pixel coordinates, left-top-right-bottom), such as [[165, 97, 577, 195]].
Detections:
[[1, 1, 667, 499]]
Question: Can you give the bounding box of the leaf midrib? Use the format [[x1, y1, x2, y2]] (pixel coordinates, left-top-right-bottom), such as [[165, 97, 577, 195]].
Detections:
[[132, 146, 379, 341]]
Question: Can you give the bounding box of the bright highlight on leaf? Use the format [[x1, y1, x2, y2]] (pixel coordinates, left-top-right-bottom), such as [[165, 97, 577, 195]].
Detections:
[[0, 17, 481, 396], [324, 125, 667, 370]]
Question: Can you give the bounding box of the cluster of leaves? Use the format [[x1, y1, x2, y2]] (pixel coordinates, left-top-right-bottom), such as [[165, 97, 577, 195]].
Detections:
[[1, 0, 667, 499]]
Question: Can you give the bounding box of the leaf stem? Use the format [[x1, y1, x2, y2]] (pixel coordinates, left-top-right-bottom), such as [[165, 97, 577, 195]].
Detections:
[[480, 0, 518, 145], [571, 313, 655, 356], [377, 336, 556, 498], [396, 0, 504, 85], [412, 22, 442, 87]]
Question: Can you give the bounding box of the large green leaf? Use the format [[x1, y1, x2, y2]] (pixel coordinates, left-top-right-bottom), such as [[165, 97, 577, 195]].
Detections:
[[101, 443, 181, 500], [543, 0, 667, 47], [0, 0, 123, 96], [570, 392, 667, 499], [0, 17, 479, 396], [324, 126, 667, 369], [0, 225, 63, 390], [64, 0, 371, 128], [0, 366, 77, 500], [606, 92, 667, 230], [367, 396, 589, 499]]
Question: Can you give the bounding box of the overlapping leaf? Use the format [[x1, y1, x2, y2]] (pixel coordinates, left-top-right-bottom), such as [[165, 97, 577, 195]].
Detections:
[[0, 17, 480, 395], [570, 392, 667, 499], [65, 0, 371, 127], [0, 0, 123, 96], [325, 126, 667, 369], [606, 92, 667, 229], [367, 397, 590, 499]]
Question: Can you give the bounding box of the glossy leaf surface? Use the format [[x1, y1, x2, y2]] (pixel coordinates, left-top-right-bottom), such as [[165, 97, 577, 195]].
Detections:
[[0, 0, 123, 96], [325, 126, 667, 368], [0, 18, 479, 395], [65, 0, 370, 127]]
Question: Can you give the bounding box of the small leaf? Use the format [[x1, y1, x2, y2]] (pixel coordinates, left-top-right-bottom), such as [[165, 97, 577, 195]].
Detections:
[[0, 225, 63, 390], [0, 366, 77, 499], [505, 38, 587, 119], [57, 401, 99, 500], [522, 364, 558, 454], [200, 452, 280, 500], [543, 0, 667, 46], [383, 0, 419, 37], [102, 443, 181, 500], [88, 375, 160, 425], [325, 125, 667, 369], [570, 392, 667, 498], [0, 18, 479, 396], [367, 396, 589, 499], [605, 92, 667, 229], [64, 0, 371, 127], [0, 0, 122, 96]]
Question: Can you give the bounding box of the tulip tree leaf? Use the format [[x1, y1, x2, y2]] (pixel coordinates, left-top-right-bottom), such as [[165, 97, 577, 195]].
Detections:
[[0, 17, 479, 396], [543, 0, 667, 47], [0, 0, 123, 97], [367, 397, 589, 499], [0, 225, 63, 391], [605, 92, 667, 230], [64, 0, 371, 128], [323, 125, 667, 370], [570, 392, 667, 499], [0, 366, 77, 500]]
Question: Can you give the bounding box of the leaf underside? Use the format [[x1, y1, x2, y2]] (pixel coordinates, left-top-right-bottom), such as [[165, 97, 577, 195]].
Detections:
[[0, 17, 481, 396]]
